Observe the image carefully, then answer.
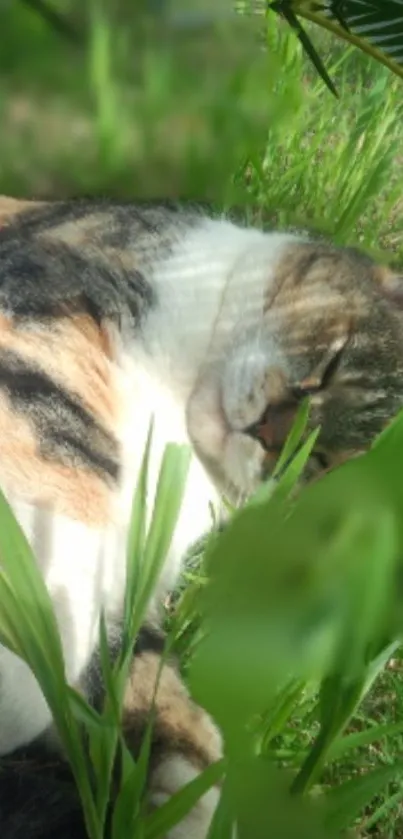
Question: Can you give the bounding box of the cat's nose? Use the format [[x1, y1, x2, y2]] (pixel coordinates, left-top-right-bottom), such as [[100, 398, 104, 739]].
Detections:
[[244, 401, 297, 453]]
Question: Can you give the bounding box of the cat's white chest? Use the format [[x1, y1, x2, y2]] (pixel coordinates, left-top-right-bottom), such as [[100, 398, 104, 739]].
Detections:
[[116, 360, 221, 600], [0, 502, 125, 755], [0, 367, 219, 755]]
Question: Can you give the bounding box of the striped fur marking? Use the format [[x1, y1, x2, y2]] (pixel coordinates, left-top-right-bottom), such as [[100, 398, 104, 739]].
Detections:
[[0, 311, 120, 522], [123, 651, 222, 773]]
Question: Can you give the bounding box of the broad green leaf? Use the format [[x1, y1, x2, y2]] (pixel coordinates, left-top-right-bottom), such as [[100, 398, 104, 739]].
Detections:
[[267, 1, 403, 93], [226, 755, 335, 839], [291, 498, 398, 794], [207, 778, 236, 839], [329, 508, 397, 682]]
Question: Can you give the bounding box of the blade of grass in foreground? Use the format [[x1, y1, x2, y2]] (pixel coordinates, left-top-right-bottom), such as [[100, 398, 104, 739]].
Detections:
[[324, 761, 403, 833], [123, 422, 154, 641], [272, 397, 311, 479], [247, 398, 318, 508], [0, 488, 102, 838], [0, 430, 193, 839], [114, 436, 192, 704], [328, 713, 403, 763], [105, 433, 193, 836]]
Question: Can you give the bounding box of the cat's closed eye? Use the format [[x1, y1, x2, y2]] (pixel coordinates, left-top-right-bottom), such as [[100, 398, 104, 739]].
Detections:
[[245, 400, 297, 454], [292, 338, 348, 399], [244, 339, 348, 456]]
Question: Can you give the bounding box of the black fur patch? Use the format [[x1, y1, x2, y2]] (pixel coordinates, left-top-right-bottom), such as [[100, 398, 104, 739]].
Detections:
[[0, 347, 120, 481], [133, 625, 166, 657], [0, 625, 169, 838], [0, 749, 87, 839], [83, 623, 167, 708], [0, 238, 154, 326]]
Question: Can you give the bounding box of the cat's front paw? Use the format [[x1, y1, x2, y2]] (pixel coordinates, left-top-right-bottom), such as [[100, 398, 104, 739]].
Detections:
[[123, 645, 223, 838], [150, 755, 220, 839]]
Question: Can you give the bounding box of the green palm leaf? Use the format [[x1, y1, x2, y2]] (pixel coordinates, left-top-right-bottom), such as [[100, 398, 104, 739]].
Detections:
[[268, 1, 403, 92]]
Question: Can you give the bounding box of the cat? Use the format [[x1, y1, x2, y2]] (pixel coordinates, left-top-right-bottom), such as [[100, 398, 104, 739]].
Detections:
[[0, 195, 403, 839]]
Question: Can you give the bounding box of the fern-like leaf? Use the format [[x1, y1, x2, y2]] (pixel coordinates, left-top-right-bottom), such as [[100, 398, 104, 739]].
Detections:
[[268, 1, 403, 93]]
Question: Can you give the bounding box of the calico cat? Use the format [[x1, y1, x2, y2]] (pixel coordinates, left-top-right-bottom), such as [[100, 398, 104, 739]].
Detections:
[[0, 196, 403, 839]]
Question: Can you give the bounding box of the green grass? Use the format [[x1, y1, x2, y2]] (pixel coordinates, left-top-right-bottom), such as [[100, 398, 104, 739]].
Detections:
[[1, 3, 403, 837], [1, 5, 403, 263]]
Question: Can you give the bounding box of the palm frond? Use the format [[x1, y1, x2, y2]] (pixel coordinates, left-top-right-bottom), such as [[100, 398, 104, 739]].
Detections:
[[268, 1, 403, 93]]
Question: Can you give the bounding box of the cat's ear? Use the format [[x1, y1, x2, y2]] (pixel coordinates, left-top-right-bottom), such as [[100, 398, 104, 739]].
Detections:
[[373, 265, 403, 308]]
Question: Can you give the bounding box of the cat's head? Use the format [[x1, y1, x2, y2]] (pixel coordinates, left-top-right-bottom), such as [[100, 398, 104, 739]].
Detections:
[[186, 238, 403, 502]]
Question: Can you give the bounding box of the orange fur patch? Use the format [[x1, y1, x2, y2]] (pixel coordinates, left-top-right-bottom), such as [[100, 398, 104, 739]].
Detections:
[[41, 212, 109, 249], [0, 313, 120, 525], [123, 651, 222, 770], [265, 242, 361, 352], [0, 196, 46, 227], [0, 314, 117, 431], [0, 391, 111, 524]]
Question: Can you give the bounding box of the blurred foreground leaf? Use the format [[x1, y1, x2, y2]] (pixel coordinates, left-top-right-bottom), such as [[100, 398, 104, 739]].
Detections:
[[189, 406, 403, 830]]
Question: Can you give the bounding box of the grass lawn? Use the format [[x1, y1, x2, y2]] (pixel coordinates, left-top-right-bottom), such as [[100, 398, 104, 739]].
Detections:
[[1, 3, 403, 837]]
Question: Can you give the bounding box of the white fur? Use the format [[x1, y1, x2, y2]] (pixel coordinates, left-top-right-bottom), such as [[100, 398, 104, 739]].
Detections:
[[0, 498, 124, 754], [150, 755, 220, 839], [0, 217, 305, 754]]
